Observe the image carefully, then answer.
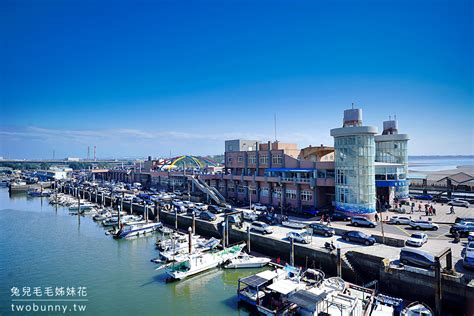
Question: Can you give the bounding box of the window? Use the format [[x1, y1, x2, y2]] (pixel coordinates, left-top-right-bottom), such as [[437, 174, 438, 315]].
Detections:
[[261, 187, 269, 197], [248, 155, 256, 164], [301, 190, 312, 201], [260, 155, 268, 164], [272, 154, 283, 164], [249, 187, 257, 195], [286, 189, 297, 200], [237, 186, 245, 194], [227, 156, 232, 164], [237, 156, 243, 163], [273, 187, 281, 198]]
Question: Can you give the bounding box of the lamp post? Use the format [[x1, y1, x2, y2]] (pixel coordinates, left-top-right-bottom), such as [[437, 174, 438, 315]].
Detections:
[[242, 185, 254, 210], [375, 197, 385, 244]]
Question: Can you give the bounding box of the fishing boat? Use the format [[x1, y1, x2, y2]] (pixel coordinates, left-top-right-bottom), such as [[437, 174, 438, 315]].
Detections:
[[93, 210, 112, 221], [164, 243, 245, 280], [102, 215, 142, 227], [113, 221, 162, 239], [401, 302, 433, 316], [224, 253, 272, 269]]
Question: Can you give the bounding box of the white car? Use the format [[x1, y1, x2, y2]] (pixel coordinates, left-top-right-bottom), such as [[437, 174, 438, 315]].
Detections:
[[251, 203, 268, 211], [448, 199, 470, 208], [389, 216, 412, 225], [286, 231, 311, 244], [242, 210, 259, 221], [250, 221, 273, 234], [194, 203, 208, 211], [409, 220, 439, 231], [406, 233, 428, 247], [183, 201, 195, 208]]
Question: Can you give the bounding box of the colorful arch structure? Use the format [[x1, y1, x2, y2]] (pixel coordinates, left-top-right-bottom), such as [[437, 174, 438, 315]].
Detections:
[[157, 155, 220, 171]]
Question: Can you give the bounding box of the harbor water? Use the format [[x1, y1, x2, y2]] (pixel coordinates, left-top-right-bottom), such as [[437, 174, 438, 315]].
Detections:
[[0, 188, 259, 315]]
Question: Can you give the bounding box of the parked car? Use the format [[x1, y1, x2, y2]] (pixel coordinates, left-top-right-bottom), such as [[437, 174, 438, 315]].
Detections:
[[174, 190, 183, 196], [389, 216, 412, 225], [242, 210, 259, 221], [463, 244, 474, 269], [405, 233, 428, 247], [227, 214, 241, 225], [469, 232, 474, 242], [330, 212, 351, 221], [309, 223, 335, 237], [183, 201, 195, 208], [199, 211, 217, 222], [455, 217, 474, 224], [432, 196, 451, 203], [251, 203, 267, 211], [207, 205, 223, 214], [399, 248, 436, 270], [448, 199, 470, 208], [408, 220, 439, 231], [450, 222, 474, 236], [302, 208, 322, 217], [389, 207, 407, 214], [342, 231, 376, 245], [351, 216, 377, 228], [287, 231, 311, 244], [194, 203, 208, 211], [461, 241, 474, 258], [413, 195, 433, 200], [186, 208, 201, 217], [250, 221, 273, 234]]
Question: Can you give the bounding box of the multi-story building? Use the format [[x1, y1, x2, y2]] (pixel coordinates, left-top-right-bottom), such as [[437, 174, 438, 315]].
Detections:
[[101, 106, 409, 218], [330, 108, 378, 217]]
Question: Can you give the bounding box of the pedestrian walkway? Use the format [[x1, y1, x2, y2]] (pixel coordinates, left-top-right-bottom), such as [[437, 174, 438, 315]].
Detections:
[[402, 200, 473, 224]]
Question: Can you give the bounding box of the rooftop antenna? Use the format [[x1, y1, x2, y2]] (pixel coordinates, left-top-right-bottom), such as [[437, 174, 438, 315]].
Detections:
[[93, 145, 96, 161], [87, 146, 90, 160], [274, 113, 277, 142]]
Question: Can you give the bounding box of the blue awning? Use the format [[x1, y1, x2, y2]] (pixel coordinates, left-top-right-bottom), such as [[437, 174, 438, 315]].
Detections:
[[266, 168, 315, 173], [376, 180, 408, 187]]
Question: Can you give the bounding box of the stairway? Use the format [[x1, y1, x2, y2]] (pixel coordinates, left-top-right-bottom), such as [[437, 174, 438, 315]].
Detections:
[[188, 176, 226, 206], [341, 253, 356, 274]]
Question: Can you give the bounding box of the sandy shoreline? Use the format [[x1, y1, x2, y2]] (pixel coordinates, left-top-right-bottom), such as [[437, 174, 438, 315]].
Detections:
[[409, 165, 474, 181]]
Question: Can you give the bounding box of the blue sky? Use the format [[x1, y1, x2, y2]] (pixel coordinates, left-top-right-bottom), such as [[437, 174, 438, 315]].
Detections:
[[1, 0, 473, 159]]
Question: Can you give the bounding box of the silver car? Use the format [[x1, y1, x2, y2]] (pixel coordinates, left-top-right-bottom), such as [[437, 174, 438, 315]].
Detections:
[[448, 199, 470, 208], [390, 216, 411, 225]]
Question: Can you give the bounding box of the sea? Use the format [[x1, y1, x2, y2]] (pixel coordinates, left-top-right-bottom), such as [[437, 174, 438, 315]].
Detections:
[[408, 156, 473, 172], [0, 189, 260, 316]]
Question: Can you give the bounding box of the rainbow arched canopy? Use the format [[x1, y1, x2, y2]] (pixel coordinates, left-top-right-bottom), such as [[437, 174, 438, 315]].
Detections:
[[157, 155, 220, 171]]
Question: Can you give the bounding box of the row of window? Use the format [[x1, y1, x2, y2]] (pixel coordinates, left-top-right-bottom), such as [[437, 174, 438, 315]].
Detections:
[[221, 186, 312, 201], [227, 154, 283, 165]]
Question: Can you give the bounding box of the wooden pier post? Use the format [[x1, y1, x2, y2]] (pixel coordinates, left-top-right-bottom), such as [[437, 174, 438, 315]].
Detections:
[[174, 208, 178, 231], [247, 226, 251, 253], [192, 211, 196, 234], [188, 227, 192, 254], [290, 238, 294, 266], [154, 201, 159, 222], [337, 247, 342, 277], [225, 216, 229, 247]]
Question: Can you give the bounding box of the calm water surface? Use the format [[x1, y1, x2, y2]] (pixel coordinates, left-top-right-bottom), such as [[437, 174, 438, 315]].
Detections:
[[0, 188, 259, 315]]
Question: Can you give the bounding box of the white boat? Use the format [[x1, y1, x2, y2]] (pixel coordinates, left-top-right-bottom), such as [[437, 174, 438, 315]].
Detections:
[[153, 237, 220, 263], [225, 253, 272, 269], [69, 202, 95, 211], [401, 302, 433, 316], [164, 243, 245, 280], [113, 221, 162, 239]]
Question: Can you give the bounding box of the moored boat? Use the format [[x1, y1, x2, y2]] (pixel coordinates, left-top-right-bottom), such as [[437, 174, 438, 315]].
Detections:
[[164, 243, 245, 280], [224, 253, 272, 269], [113, 221, 162, 239]]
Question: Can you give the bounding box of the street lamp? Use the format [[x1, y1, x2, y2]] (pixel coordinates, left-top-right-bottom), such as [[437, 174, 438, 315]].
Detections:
[[375, 197, 385, 244], [242, 185, 255, 210]]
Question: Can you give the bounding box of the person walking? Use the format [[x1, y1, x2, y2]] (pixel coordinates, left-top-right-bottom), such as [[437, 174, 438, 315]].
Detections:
[[375, 213, 379, 222], [410, 204, 414, 214], [450, 205, 455, 214], [418, 204, 422, 212], [432, 207, 436, 216], [326, 216, 331, 226]]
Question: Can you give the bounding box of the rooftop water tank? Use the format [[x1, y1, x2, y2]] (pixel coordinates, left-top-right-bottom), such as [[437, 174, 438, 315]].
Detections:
[[343, 108, 363, 127], [382, 120, 398, 135]]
